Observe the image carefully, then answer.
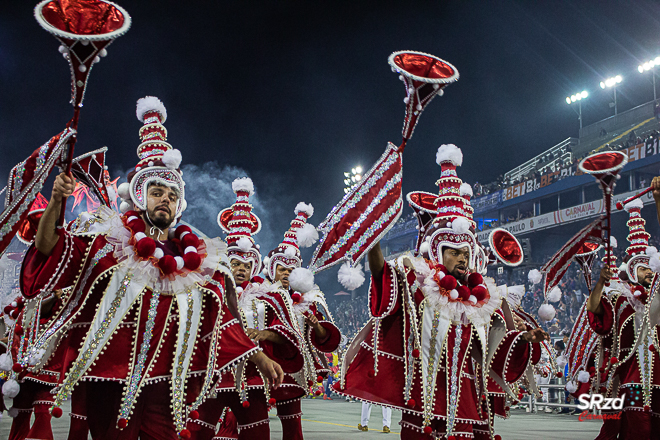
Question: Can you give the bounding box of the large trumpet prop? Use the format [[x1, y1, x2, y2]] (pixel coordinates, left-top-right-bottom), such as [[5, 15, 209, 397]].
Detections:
[[578, 151, 628, 262], [389, 51, 459, 151], [309, 51, 458, 276], [35, 0, 131, 223], [0, 1, 130, 256]]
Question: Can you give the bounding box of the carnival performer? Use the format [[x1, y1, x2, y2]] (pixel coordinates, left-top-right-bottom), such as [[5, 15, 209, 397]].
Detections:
[[19, 97, 283, 440], [486, 282, 552, 420], [191, 178, 304, 440], [561, 241, 622, 438], [1, 195, 93, 440], [262, 202, 341, 440], [586, 198, 660, 439], [335, 144, 548, 440]]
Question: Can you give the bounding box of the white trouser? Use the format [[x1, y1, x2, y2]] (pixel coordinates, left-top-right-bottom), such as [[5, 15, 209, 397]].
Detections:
[[361, 401, 392, 428], [534, 374, 551, 404]]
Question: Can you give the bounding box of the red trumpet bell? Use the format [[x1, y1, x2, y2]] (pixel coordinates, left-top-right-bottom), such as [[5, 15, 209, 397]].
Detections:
[[488, 228, 524, 267], [35, 0, 132, 108], [388, 51, 459, 142]]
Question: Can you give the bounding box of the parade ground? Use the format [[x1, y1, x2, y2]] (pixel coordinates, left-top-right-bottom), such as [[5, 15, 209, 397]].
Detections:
[[0, 398, 602, 439]]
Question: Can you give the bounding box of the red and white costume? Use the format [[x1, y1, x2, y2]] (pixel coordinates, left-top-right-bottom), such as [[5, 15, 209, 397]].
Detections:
[[18, 97, 261, 439], [192, 178, 304, 440], [262, 202, 341, 440], [335, 145, 539, 439], [587, 199, 660, 439]]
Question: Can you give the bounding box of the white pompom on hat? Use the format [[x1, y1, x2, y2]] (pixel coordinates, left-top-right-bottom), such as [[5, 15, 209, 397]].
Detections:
[[136, 96, 167, 123], [289, 267, 315, 293], [435, 144, 463, 166]]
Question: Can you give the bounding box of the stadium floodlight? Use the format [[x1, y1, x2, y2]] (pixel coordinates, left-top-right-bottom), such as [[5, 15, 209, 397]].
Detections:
[[599, 75, 622, 115], [565, 90, 589, 131], [344, 165, 363, 193], [638, 57, 660, 101]]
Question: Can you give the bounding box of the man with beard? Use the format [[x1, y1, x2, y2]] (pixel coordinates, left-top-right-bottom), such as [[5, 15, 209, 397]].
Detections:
[[335, 144, 548, 440], [20, 97, 282, 440], [586, 198, 660, 439]]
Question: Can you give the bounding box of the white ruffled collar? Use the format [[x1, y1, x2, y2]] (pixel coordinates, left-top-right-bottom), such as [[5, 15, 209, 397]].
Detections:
[[405, 256, 502, 326], [619, 282, 647, 315], [292, 287, 324, 315], [237, 279, 282, 310], [85, 207, 228, 295]]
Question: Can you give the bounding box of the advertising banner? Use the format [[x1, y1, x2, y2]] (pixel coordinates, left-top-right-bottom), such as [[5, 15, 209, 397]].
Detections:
[[476, 188, 655, 241]]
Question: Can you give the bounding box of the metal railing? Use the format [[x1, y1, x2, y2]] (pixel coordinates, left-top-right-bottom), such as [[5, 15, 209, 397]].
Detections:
[[579, 101, 655, 140], [503, 138, 576, 183], [520, 383, 582, 412]]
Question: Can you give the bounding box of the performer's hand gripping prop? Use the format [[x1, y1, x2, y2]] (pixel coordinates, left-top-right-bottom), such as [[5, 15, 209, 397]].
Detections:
[[309, 51, 459, 286], [0, 0, 130, 256]]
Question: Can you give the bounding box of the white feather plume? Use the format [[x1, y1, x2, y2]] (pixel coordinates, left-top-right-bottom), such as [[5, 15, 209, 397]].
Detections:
[[297, 223, 319, 248], [538, 303, 556, 322], [338, 262, 365, 290], [528, 269, 542, 285], [2, 379, 19, 399], [577, 370, 591, 383], [459, 182, 473, 197], [435, 144, 463, 166], [610, 236, 618, 249], [547, 286, 562, 303], [646, 246, 658, 256], [162, 149, 182, 170], [294, 202, 314, 217], [624, 198, 644, 212], [232, 177, 254, 196], [284, 246, 297, 257], [451, 217, 471, 233], [136, 96, 167, 123], [650, 253, 660, 273], [565, 381, 578, 394], [236, 236, 253, 252], [556, 355, 568, 370], [289, 267, 315, 293]]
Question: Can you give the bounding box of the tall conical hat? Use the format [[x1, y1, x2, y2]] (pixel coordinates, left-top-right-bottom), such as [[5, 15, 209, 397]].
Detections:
[[116, 97, 186, 224], [264, 203, 318, 281], [217, 177, 262, 278], [621, 199, 651, 284]]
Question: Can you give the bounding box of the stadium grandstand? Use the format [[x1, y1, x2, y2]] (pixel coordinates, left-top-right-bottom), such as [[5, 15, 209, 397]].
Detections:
[[378, 99, 660, 336]]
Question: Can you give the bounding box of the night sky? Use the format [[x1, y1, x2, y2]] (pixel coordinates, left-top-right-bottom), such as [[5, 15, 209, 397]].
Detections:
[[2, 1, 660, 278]]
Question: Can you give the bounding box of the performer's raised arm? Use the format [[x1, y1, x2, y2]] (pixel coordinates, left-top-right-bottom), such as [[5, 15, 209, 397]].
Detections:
[[35, 172, 75, 256], [368, 242, 385, 290], [586, 266, 611, 316]]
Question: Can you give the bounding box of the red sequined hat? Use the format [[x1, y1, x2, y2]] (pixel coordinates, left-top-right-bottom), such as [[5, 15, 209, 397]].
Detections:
[[217, 177, 263, 278], [621, 198, 651, 284], [116, 97, 186, 221], [264, 202, 318, 281], [411, 144, 477, 268]]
